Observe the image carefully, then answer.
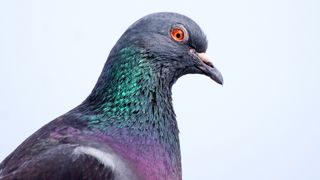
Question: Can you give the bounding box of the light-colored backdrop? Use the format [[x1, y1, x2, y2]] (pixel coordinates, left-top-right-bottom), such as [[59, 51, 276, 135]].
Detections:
[[1, 0, 319, 179]]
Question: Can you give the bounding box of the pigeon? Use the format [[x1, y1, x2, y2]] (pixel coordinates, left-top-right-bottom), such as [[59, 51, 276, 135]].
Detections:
[[0, 12, 223, 180]]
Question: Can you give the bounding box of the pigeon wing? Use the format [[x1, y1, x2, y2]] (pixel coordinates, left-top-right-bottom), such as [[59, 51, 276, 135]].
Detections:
[[0, 144, 115, 180]]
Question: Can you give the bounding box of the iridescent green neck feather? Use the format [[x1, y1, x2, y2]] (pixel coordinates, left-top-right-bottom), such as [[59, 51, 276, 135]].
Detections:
[[80, 46, 179, 145]]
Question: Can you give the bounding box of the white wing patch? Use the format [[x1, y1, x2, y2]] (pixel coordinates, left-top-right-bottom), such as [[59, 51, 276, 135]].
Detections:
[[73, 146, 115, 170]]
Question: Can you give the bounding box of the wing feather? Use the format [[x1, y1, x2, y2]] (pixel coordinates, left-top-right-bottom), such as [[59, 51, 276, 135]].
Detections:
[[0, 144, 115, 180]]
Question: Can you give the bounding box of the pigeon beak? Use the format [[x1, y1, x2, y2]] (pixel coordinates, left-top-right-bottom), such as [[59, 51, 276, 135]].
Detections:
[[190, 49, 224, 85]]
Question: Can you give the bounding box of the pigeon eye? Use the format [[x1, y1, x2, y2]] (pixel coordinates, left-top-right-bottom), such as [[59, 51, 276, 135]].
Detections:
[[171, 26, 188, 42]]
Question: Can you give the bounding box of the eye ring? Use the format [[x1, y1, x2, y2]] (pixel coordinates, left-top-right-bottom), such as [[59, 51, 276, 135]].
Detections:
[[170, 25, 188, 42]]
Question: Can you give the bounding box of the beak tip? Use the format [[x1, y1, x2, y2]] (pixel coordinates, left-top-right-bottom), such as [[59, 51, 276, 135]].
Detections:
[[215, 75, 224, 86], [209, 68, 223, 86]]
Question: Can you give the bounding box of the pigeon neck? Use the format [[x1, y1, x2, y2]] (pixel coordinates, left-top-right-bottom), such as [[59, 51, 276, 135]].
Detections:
[[87, 47, 177, 125], [80, 47, 181, 178], [85, 46, 180, 141]]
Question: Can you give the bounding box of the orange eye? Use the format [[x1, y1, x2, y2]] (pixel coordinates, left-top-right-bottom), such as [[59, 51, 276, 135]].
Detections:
[[171, 27, 185, 42]]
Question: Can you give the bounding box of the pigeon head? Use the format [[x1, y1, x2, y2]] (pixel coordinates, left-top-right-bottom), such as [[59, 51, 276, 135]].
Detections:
[[108, 12, 223, 85]]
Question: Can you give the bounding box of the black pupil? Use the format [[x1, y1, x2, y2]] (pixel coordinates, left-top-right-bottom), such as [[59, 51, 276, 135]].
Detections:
[[176, 33, 181, 39]]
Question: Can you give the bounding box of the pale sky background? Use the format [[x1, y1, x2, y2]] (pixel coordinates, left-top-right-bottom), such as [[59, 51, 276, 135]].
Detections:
[[0, 0, 320, 179]]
